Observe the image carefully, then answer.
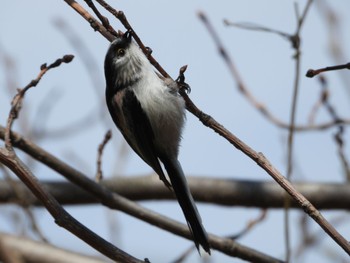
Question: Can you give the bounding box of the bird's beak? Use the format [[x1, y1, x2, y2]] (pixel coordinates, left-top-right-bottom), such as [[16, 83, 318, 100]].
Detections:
[[123, 30, 132, 43]]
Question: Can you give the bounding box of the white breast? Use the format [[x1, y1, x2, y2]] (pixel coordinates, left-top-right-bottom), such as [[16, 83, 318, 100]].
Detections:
[[133, 69, 186, 158], [126, 42, 186, 157]]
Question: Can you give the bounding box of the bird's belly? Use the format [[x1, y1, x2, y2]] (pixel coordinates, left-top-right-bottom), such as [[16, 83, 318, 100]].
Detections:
[[134, 79, 186, 157]]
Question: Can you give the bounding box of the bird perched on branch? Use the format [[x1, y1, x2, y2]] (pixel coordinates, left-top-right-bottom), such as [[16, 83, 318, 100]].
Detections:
[[104, 30, 210, 254]]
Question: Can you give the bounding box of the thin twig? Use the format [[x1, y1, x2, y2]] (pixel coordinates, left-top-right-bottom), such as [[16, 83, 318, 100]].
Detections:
[[308, 76, 329, 124], [296, 214, 349, 260], [285, 1, 313, 260], [83, 0, 118, 36], [317, 77, 350, 180], [306, 62, 350, 78], [228, 210, 267, 240], [309, 75, 350, 180], [224, 20, 291, 40], [4, 55, 74, 150], [315, 1, 350, 96], [95, 130, 112, 182]]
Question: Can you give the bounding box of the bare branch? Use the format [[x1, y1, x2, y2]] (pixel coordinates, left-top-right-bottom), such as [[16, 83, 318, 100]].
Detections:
[[2, 174, 350, 210]]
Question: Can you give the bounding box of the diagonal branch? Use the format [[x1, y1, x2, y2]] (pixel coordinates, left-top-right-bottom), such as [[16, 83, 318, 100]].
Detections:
[[179, 88, 350, 255]]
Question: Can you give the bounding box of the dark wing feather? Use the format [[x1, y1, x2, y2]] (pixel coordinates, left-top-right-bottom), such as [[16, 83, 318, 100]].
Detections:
[[106, 88, 171, 187]]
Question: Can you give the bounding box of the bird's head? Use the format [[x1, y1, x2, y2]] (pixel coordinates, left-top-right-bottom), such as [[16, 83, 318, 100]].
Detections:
[[105, 31, 146, 91]]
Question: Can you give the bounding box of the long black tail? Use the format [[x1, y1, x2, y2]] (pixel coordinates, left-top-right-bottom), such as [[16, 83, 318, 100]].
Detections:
[[162, 157, 210, 254]]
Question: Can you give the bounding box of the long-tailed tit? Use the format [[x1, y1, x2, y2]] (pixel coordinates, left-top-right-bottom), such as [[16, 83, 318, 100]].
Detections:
[[104, 31, 210, 254]]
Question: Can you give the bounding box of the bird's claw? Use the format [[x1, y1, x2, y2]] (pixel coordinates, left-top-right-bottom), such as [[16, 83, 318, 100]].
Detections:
[[176, 65, 191, 94]]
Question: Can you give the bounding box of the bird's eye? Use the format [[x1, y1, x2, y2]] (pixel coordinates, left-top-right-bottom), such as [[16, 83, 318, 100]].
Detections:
[[117, 48, 126, 57]]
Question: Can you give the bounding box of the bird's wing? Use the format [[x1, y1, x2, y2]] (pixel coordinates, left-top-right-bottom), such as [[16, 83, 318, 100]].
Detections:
[[107, 88, 171, 188]]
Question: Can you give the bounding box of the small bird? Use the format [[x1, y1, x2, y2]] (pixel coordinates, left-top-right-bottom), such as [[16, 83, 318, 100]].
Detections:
[[104, 31, 210, 254]]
